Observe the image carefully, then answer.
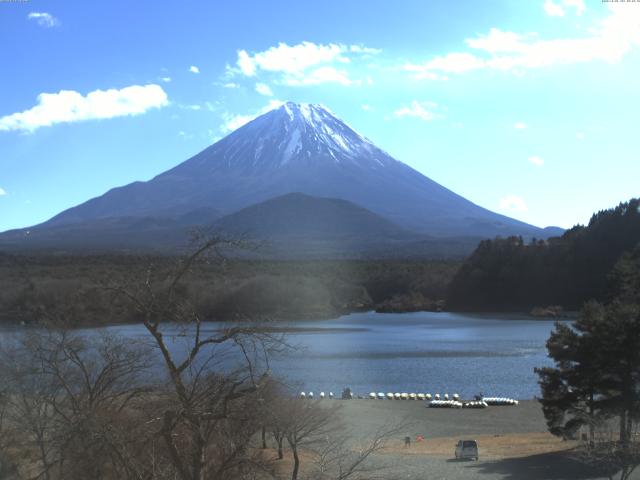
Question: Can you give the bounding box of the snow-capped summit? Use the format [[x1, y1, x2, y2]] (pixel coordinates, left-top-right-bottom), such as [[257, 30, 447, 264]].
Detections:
[[35, 101, 553, 240], [192, 102, 395, 170]]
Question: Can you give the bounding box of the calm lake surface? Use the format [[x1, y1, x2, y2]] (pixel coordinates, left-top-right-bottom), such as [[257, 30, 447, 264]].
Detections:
[[70, 311, 559, 400]]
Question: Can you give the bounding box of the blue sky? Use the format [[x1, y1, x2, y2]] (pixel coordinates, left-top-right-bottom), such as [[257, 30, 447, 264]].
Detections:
[[1, 0, 639, 231]]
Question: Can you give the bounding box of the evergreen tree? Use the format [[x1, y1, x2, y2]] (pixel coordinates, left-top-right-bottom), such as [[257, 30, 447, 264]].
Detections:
[[536, 252, 640, 479]]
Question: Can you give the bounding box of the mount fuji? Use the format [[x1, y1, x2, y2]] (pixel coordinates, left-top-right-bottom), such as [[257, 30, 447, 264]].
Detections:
[[0, 102, 562, 255]]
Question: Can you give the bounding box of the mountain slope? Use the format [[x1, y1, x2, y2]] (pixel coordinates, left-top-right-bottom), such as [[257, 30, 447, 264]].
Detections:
[[214, 192, 410, 239], [36, 102, 553, 239]]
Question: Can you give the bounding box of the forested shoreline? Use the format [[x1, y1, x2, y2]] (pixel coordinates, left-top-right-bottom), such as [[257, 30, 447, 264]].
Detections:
[[0, 255, 459, 326], [447, 198, 640, 313]]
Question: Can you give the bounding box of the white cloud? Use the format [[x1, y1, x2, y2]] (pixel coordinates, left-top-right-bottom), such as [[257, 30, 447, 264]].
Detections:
[[514, 122, 527, 129], [27, 12, 60, 28], [528, 155, 545, 166], [394, 101, 442, 121], [405, 5, 639, 78], [499, 195, 528, 212], [222, 82, 239, 89], [255, 83, 273, 96], [361, 104, 372, 111], [221, 99, 284, 133], [563, 0, 586, 15], [283, 66, 354, 86], [414, 52, 485, 75], [235, 42, 347, 76], [466, 28, 525, 53], [0, 84, 168, 132], [544, 0, 586, 17], [160, 77, 171, 83], [543, 0, 565, 17], [0, 187, 6, 196], [232, 41, 379, 86], [576, 132, 585, 139], [349, 45, 382, 55], [189, 65, 200, 74]]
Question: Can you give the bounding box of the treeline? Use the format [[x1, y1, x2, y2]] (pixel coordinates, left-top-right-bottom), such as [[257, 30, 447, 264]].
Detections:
[[0, 254, 460, 325], [447, 198, 640, 311]]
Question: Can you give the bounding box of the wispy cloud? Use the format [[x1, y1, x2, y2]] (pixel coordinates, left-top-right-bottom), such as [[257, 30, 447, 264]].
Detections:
[[0, 187, 6, 196], [283, 66, 354, 86], [543, 0, 585, 17], [159, 77, 171, 83], [221, 100, 284, 133], [514, 122, 527, 129], [189, 65, 200, 74], [255, 83, 273, 96], [230, 41, 379, 86], [405, 5, 638, 79], [528, 155, 545, 166], [27, 12, 60, 28], [499, 195, 528, 212], [0, 84, 168, 132], [394, 101, 442, 121], [543, 0, 565, 17], [576, 132, 585, 140]]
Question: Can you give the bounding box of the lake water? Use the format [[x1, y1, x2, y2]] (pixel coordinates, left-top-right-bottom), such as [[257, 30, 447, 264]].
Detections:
[[67, 311, 559, 400], [266, 312, 557, 400]]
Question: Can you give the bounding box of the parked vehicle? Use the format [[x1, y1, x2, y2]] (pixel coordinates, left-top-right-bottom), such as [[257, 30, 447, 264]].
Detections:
[[455, 439, 479, 460]]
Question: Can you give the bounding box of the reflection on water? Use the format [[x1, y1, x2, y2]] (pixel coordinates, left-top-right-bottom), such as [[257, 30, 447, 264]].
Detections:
[[2, 311, 558, 399]]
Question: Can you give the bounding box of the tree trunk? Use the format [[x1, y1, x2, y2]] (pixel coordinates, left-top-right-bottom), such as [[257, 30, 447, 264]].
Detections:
[[277, 437, 283, 460], [261, 426, 267, 449], [620, 411, 628, 446], [291, 446, 299, 480], [589, 391, 595, 443]]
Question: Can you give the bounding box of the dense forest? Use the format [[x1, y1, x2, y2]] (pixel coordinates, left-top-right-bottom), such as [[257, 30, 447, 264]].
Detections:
[[447, 198, 640, 312], [0, 255, 459, 325]]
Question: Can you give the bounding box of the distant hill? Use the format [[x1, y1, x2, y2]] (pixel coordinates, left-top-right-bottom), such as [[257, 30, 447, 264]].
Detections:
[[212, 193, 481, 259], [214, 192, 409, 239], [447, 198, 640, 311]]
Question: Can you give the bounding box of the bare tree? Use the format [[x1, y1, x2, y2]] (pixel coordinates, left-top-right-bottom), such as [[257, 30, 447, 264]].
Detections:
[[108, 236, 283, 480], [1, 328, 152, 480], [280, 398, 341, 480], [575, 417, 640, 480], [310, 422, 407, 480]]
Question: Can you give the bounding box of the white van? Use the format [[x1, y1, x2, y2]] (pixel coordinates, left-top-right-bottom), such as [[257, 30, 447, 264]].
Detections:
[[455, 439, 479, 460]]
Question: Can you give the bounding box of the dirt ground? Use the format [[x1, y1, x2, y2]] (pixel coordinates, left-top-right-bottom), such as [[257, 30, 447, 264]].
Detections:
[[271, 399, 639, 480]]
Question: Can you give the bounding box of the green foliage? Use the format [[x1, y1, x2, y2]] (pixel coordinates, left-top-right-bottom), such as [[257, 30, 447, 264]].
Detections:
[[448, 198, 640, 311], [535, 251, 640, 446]]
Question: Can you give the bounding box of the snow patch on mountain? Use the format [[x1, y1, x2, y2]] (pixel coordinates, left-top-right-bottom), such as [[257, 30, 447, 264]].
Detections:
[[214, 101, 397, 169]]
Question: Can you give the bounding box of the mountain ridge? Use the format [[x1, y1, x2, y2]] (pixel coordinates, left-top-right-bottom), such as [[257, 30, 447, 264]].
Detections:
[[1, 101, 563, 255]]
